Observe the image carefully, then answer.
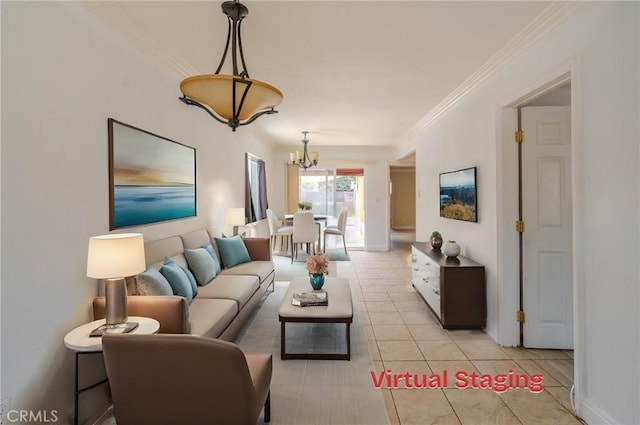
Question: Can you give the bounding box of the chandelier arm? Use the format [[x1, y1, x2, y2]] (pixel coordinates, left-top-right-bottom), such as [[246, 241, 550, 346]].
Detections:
[[304, 143, 313, 165], [230, 13, 239, 76], [237, 20, 249, 77], [233, 77, 252, 122], [238, 109, 279, 127], [231, 77, 239, 127], [215, 17, 233, 75], [179, 96, 230, 126]]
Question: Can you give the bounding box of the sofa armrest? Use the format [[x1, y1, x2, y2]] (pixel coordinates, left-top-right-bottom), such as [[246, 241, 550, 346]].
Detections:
[[243, 237, 272, 261], [93, 296, 189, 334]]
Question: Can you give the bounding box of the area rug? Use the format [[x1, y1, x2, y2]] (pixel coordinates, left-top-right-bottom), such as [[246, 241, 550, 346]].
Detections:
[[235, 282, 390, 425], [273, 248, 350, 263], [325, 248, 351, 261]]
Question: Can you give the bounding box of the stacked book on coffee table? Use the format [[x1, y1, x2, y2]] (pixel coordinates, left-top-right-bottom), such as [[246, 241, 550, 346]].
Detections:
[[292, 292, 328, 307]]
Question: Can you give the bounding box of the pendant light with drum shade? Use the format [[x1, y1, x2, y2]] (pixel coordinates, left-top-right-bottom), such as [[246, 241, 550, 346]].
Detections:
[[179, 0, 283, 131]]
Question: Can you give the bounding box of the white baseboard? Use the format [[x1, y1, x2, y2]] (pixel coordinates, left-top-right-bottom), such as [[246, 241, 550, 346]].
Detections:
[[580, 398, 623, 425], [365, 245, 388, 252]]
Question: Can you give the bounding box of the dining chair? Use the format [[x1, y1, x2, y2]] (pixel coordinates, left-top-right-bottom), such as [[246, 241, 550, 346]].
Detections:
[[323, 207, 348, 255], [292, 211, 318, 263], [266, 208, 293, 253]]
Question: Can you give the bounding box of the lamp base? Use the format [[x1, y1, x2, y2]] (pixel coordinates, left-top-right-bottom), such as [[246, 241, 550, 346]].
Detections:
[[105, 278, 128, 326]]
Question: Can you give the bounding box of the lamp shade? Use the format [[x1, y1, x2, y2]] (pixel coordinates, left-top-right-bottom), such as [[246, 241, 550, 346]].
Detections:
[[87, 233, 145, 279], [226, 208, 246, 226]]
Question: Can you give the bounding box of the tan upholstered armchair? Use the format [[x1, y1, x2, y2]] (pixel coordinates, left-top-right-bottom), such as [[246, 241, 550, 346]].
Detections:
[[102, 334, 272, 425]]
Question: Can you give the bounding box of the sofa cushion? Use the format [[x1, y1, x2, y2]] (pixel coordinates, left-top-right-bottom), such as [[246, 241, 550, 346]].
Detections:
[[219, 260, 275, 284], [179, 265, 198, 297], [160, 258, 194, 304], [202, 243, 222, 275], [184, 248, 218, 286], [214, 235, 251, 269], [134, 266, 173, 296], [188, 298, 238, 338], [196, 275, 259, 309]]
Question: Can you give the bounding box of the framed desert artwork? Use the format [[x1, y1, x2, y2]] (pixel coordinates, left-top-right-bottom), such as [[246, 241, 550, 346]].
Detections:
[[439, 166, 477, 223]]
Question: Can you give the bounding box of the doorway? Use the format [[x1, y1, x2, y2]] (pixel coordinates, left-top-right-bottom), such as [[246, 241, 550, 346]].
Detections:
[[388, 153, 417, 250], [335, 168, 365, 249], [498, 70, 582, 416], [296, 167, 365, 249]]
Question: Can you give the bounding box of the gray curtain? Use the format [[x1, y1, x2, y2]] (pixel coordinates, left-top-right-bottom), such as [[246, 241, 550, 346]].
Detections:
[[246, 156, 268, 223]]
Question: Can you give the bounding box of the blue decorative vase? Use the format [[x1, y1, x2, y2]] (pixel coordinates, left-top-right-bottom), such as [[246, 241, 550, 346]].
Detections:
[[310, 274, 325, 290]]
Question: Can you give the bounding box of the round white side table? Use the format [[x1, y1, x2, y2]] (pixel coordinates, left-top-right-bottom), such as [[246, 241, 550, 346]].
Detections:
[[64, 316, 160, 351], [64, 316, 160, 424]]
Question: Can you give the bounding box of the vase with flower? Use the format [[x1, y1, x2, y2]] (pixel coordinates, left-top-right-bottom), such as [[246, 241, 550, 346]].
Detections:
[[306, 254, 329, 290]]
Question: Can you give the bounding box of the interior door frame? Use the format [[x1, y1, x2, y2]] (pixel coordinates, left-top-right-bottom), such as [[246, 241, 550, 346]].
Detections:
[[496, 58, 585, 415]]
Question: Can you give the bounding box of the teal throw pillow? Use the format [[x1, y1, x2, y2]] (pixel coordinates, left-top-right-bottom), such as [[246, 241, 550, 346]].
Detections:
[[179, 264, 198, 298], [214, 235, 251, 269], [202, 243, 222, 275], [135, 266, 173, 296], [184, 248, 217, 286], [160, 258, 194, 303]]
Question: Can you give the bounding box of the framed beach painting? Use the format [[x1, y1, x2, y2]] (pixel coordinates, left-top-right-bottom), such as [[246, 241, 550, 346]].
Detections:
[[108, 119, 196, 230]]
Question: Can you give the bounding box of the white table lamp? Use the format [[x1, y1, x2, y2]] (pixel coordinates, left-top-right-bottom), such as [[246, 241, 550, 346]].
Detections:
[[87, 233, 145, 326], [226, 208, 246, 236]]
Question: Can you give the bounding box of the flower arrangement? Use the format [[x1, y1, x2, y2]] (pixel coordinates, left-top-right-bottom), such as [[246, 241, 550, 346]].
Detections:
[[306, 254, 329, 276]]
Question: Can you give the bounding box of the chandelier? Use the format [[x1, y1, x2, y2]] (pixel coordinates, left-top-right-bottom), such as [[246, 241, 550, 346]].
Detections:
[[289, 131, 319, 169], [179, 0, 283, 131]]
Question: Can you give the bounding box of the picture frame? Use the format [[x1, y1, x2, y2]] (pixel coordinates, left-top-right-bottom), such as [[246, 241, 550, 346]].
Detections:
[[108, 119, 196, 230], [439, 166, 477, 223]]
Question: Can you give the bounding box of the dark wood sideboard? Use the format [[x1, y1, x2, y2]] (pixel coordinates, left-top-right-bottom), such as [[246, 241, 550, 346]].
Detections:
[[411, 242, 486, 329]]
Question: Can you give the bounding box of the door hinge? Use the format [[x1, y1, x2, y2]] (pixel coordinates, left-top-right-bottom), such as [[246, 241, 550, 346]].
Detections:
[[517, 310, 526, 323], [516, 220, 525, 233], [515, 130, 524, 143]]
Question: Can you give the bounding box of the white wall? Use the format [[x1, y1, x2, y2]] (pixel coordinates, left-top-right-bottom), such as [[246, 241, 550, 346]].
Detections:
[[407, 3, 639, 424], [0, 0, 3, 403], [1, 2, 275, 421]]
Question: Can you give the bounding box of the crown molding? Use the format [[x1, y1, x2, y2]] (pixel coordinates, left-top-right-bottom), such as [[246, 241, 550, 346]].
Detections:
[[397, 2, 586, 148], [81, 1, 198, 77]]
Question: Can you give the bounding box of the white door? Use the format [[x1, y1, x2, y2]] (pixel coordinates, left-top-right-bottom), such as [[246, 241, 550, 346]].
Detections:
[[522, 106, 573, 349]]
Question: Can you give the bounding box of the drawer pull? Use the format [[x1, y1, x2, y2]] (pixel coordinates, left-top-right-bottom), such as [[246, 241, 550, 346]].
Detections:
[[433, 288, 440, 295]]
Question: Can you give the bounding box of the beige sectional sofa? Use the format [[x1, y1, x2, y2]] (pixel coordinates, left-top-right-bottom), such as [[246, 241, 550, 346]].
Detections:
[[93, 228, 274, 341]]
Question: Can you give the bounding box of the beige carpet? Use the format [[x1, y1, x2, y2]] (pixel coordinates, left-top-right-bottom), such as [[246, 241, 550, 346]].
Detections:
[[235, 281, 390, 425]]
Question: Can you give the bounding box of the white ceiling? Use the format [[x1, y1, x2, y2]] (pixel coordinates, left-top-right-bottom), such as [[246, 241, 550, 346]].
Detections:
[[85, 1, 553, 148]]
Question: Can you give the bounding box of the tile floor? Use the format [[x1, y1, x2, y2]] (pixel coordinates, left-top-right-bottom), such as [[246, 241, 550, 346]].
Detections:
[[334, 238, 584, 425]]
